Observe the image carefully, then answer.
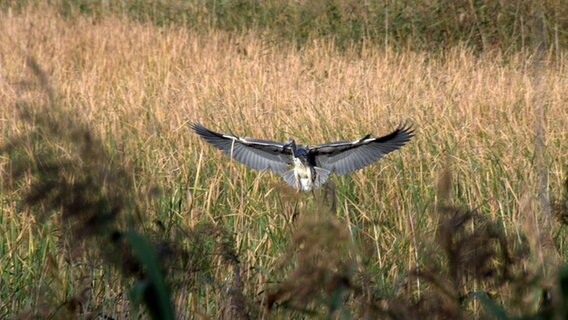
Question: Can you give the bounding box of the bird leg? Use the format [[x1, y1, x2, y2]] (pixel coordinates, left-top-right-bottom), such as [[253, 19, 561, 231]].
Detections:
[[294, 171, 301, 192]]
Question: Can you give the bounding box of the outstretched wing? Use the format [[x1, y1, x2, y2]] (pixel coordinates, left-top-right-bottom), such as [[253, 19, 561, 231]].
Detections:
[[310, 124, 414, 175], [191, 123, 292, 173]]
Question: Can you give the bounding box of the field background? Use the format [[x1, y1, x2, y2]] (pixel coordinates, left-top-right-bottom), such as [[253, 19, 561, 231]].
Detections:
[[1, 1, 567, 319]]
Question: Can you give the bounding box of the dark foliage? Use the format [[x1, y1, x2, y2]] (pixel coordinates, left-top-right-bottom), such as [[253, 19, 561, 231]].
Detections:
[[2, 57, 249, 319]]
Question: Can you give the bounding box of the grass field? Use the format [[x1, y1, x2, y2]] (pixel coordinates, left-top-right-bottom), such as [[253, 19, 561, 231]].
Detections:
[[1, 6, 568, 319]]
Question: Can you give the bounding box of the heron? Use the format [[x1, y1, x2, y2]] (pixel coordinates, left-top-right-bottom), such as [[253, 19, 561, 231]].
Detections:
[[191, 123, 414, 192]]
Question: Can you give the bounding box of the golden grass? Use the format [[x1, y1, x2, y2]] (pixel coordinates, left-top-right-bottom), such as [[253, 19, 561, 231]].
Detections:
[[1, 7, 567, 318]]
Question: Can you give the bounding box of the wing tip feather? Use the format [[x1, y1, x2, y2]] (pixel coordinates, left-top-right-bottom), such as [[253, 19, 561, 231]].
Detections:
[[396, 121, 415, 135]]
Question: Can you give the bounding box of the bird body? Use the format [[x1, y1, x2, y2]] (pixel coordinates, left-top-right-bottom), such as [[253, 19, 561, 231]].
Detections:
[[292, 157, 313, 191], [192, 123, 413, 192]]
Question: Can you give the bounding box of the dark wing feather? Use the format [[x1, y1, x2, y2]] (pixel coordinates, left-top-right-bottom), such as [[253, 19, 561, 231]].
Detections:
[[191, 123, 292, 173], [311, 124, 414, 175]]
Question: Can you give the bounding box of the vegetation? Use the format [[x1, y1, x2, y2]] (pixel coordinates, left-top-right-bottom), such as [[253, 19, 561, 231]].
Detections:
[[2, 0, 568, 52], [1, 2, 567, 319]]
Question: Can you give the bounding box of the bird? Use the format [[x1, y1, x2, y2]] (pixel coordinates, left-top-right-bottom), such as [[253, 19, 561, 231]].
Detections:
[[191, 123, 414, 192]]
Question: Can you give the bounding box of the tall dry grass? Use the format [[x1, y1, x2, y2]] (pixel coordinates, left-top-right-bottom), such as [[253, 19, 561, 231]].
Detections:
[[1, 7, 567, 319]]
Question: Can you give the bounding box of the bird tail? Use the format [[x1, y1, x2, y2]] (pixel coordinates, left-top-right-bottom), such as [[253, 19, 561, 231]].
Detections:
[[281, 170, 299, 190], [313, 167, 331, 188], [281, 167, 331, 191]]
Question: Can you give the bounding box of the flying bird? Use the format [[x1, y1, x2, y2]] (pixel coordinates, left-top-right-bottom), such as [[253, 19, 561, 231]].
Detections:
[[192, 123, 414, 192]]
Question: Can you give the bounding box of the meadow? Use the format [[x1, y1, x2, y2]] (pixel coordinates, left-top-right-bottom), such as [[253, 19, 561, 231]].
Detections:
[[1, 4, 568, 319]]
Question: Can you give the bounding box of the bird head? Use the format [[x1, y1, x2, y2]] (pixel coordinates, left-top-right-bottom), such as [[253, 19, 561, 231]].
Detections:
[[285, 139, 296, 150], [286, 139, 308, 164]]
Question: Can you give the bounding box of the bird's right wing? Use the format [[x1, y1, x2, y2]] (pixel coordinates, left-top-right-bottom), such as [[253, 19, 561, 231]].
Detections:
[[310, 124, 414, 175], [191, 123, 292, 173]]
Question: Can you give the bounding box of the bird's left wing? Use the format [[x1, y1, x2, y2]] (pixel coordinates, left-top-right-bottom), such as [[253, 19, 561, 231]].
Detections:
[[310, 124, 414, 175], [192, 123, 292, 173]]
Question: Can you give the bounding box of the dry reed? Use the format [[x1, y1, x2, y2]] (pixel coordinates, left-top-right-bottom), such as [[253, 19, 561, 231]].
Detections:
[[1, 7, 567, 319]]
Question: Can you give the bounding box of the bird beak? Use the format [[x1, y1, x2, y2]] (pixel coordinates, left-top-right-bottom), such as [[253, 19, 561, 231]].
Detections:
[[285, 139, 296, 149]]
